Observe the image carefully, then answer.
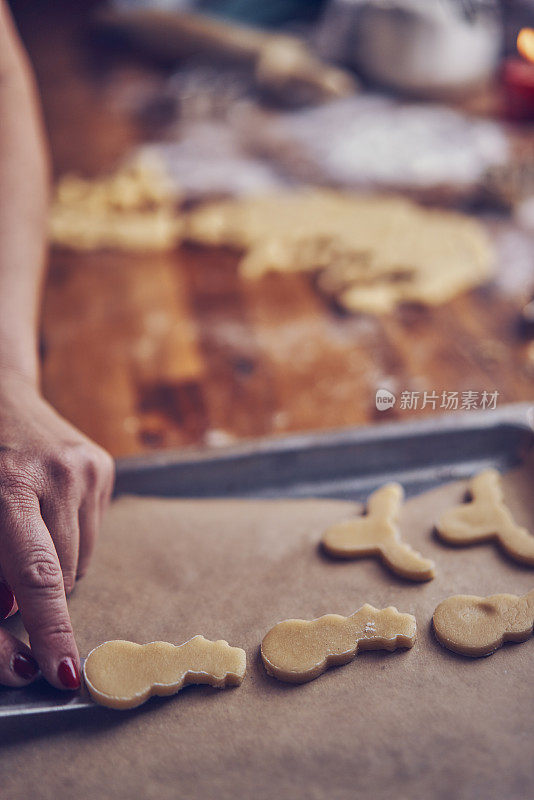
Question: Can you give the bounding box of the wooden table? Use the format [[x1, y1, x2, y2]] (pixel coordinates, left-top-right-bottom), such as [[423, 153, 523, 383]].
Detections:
[[12, 0, 534, 457]]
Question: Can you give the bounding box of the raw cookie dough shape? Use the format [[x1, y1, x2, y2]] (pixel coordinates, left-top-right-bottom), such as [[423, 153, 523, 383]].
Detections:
[[321, 483, 435, 581], [83, 636, 247, 710], [433, 590, 534, 657], [261, 604, 417, 683], [436, 469, 534, 566]]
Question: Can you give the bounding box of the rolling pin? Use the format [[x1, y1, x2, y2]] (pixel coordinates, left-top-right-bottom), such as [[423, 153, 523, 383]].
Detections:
[[94, 7, 357, 105]]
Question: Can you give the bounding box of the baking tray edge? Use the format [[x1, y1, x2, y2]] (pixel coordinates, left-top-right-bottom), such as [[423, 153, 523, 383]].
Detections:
[[114, 402, 534, 501]]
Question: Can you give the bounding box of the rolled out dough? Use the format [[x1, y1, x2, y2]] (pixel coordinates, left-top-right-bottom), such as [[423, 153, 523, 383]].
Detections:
[[50, 154, 183, 252], [184, 189, 493, 313]]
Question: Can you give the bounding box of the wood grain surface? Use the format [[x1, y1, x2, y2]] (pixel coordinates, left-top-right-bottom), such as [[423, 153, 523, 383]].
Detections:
[[11, 0, 534, 457]]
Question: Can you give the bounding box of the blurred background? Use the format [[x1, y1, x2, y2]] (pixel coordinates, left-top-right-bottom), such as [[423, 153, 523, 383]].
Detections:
[[11, 0, 534, 455]]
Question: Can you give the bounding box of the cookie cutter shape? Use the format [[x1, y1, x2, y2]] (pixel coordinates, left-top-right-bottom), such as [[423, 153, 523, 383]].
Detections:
[[261, 604, 417, 683], [321, 483, 435, 581], [433, 590, 534, 657], [436, 469, 534, 566], [83, 636, 246, 709]]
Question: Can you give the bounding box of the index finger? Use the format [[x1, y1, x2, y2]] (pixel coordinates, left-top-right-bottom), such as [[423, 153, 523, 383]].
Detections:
[[0, 493, 81, 690]]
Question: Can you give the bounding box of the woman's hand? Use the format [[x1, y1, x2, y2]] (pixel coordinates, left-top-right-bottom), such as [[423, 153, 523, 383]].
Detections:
[[0, 2, 114, 692], [0, 369, 114, 689]]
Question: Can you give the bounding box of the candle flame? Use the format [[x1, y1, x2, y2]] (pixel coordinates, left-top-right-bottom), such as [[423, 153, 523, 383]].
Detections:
[[517, 28, 534, 64]]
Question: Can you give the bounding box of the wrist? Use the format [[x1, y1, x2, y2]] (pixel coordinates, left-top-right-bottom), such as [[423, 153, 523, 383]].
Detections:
[[0, 357, 39, 390]]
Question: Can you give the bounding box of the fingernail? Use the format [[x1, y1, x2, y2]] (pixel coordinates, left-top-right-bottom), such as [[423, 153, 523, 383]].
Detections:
[[13, 653, 39, 681], [0, 582, 15, 620], [57, 657, 81, 690]]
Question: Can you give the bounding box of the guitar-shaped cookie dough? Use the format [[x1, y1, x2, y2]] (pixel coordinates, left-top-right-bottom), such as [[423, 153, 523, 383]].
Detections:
[[436, 469, 534, 566], [433, 590, 534, 657], [83, 636, 246, 709], [321, 483, 435, 581], [261, 604, 417, 683]]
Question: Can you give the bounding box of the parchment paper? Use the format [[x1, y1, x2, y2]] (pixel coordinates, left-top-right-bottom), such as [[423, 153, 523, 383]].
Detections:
[[1, 465, 533, 800]]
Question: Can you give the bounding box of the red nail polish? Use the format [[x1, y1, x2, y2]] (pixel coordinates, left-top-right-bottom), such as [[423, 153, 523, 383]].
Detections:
[[13, 653, 39, 681], [0, 582, 15, 620], [57, 658, 81, 690]]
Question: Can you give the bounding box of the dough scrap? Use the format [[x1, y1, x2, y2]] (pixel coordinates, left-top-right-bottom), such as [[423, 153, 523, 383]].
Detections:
[[321, 483, 435, 581], [436, 469, 534, 566], [50, 153, 183, 252], [433, 590, 534, 657], [83, 636, 246, 710], [261, 604, 416, 683], [184, 190, 493, 314]]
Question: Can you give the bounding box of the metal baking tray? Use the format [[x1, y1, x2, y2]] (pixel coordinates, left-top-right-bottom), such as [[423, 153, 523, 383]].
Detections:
[[2, 402, 532, 718], [114, 403, 534, 502]]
